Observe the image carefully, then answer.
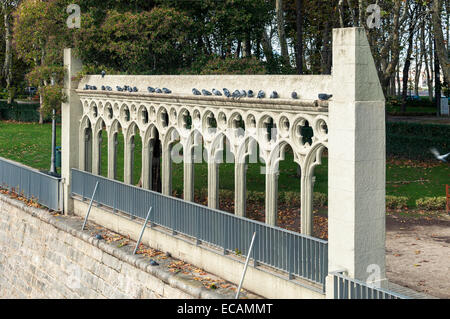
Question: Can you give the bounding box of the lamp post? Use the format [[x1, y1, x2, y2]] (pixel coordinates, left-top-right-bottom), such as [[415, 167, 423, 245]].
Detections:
[[49, 74, 57, 176]]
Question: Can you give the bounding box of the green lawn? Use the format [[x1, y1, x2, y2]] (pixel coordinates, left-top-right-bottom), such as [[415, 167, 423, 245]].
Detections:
[[0, 121, 448, 207]]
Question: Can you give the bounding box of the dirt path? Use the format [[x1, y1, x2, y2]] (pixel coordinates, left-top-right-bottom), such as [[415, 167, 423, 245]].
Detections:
[[386, 216, 450, 299]]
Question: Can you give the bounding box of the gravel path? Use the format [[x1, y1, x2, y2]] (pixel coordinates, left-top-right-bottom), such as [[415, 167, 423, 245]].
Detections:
[[386, 216, 450, 299]]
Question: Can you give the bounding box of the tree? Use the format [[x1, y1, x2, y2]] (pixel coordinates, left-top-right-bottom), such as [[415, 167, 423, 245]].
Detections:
[[432, 0, 450, 83], [13, 0, 69, 123]]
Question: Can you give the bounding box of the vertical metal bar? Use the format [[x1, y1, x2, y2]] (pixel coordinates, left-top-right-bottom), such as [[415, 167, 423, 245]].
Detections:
[[235, 232, 257, 299], [81, 181, 99, 230], [133, 207, 153, 254]]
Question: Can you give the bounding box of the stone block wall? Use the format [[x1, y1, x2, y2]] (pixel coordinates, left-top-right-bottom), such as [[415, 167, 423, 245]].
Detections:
[[0, 193, 221, 299]]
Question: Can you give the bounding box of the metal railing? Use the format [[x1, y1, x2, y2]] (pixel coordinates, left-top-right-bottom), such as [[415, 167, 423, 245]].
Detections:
[[71, 168, 328, 289], [332, 272, 410, 299], [0, 157, 62, 211]]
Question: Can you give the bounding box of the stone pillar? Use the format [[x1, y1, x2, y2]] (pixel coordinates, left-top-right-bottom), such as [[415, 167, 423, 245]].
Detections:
[[161, 140, 172, 196], [300, 171, 313, 235], [142, 142, 150, 189], [265, 169, 278, 226], [207, 161, 219, 209], [183, 153, 194, 202], [327, 28, 386, 286], [123, 131, 133, 185], [92, 129, 101, 175], [107, 130, 116, 180], [61, 48, 83, 214], [234, 162, 246, 217]]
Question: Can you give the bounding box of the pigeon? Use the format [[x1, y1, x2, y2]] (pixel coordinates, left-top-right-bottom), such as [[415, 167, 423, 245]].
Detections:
[[116, 86, 123, 92], [247, 90, 254, 98], [101, 70, 106, 78], [147, 86, 155, 93], [91, 86, 97, 90], [95, 234, 103, 240], [202, 89, 212, 96], [155, 88, 163, 93], [84, 84, 89, 90], [239, 90, 247, 97], [149, 260, 159, 266], [430, 148, 450, 162], [106, 86, 112, 91], [223, 88, 231, 97], [162, 88, 172, 94], [132, 86, 138, 92], [101, 85, 106, 91], [192, 88, 201, 95], [318, 93, 333, 101], [291, 91, 298, 99], [270, 91, 279, 99], [123, 85, 129, 91], [127, 86, 133, 92], [257, 90, 265, 99], [212, 88, 222, 96], [232, 90, 241, 98]]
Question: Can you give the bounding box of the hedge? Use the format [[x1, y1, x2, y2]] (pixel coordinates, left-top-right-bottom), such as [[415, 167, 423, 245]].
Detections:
[[0, 101, 59, 123], [386, 122, 450, 160]]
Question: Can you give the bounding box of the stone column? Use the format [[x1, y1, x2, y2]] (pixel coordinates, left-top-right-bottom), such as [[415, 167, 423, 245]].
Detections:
[[92, 129, 101, 175], [265, 169, 278, 226], [142, 142, 150, 189], [234, 162, 246, 217], [107, 130, 116, 180], [207, 161, 219, 209], [123, 134, 133, 185], [300, 171, 313, 235], [183, 150, 194, 201], [327, 28, 386, 287], [161, 139, 172, 196], [61, 48, 83, 214]]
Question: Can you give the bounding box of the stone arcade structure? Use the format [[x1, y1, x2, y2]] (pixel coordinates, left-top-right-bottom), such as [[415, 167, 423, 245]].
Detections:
[[61, 27, 387, 293]]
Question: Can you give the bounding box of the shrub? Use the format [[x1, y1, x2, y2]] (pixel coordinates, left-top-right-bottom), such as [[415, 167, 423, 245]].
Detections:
[[415, 197, 447, 211], [386, 195, 408, 210]]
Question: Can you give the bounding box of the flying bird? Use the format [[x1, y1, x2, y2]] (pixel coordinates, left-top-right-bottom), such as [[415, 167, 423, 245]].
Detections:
[[162, 88, 172, 94], [223, 88, 231, 97], [430, 148, 450, 162], [192, 88, 201, 95], [147, 86, 155, 93], [291, 91, 298, 99], [318, 93, 333, 101], [202, 89, 212, 96], [257, 90, 265, 99], [270, 91, 279, 99], [212, 88, 222, 96]]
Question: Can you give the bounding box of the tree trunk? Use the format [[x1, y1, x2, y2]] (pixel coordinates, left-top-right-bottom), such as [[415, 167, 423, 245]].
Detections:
[[3, 6, 12, 91], [432, 0, 450, 82], [261, 29, 274, 64], [276, 0, 290, 67], [295, 0, 304, 74], [435, 39, 442, 116], [401, 21, 416, 112]]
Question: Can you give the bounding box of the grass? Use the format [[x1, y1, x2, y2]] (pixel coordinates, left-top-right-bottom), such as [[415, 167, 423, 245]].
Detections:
[[0, 121, 448, 207]]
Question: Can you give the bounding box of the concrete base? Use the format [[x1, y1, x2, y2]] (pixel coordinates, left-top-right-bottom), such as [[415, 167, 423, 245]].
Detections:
[[72, 197, 325, 299]]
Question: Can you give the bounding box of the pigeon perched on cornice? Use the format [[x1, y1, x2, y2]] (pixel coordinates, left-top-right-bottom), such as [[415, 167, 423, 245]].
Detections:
[[106, 86, 112, 91], [202, 89, 212, 96], [212, 88, 222, 96], [101, 70, 106, 78], [147, 86, 155, 93], [162, 88, 172, 94], [257, 90, 265, 99], [192, 88, 201, 95], [318, 93, 332, 101], [223, 88, 231, 97], [127, 86, 133, 92], [116, 86, 123, 92], [101, 85, 106, 91], [239, 90, 247, 97], [155, 88, 163, 93], [270, 91, 278, 99], [232, 90, 241, 98], [247, 90, 254, 98], [291, 91, 298, 99]]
